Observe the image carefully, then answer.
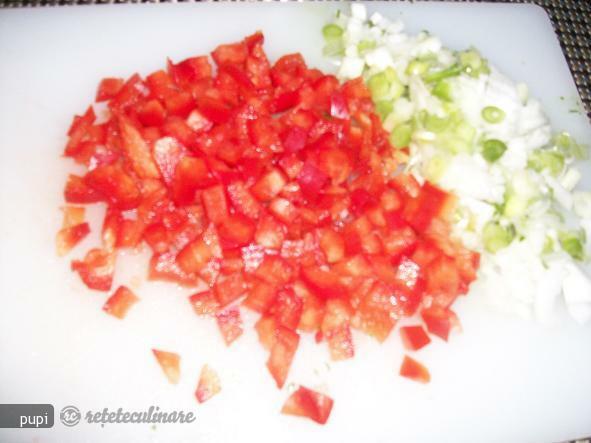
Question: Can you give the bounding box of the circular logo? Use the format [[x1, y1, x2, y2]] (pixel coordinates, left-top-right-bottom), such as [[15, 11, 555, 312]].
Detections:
[[60, 405, 81, 427]]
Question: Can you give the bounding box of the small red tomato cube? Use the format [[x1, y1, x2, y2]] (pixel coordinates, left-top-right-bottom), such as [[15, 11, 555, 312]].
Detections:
[[318, 229, 345, 264], [176, 237, 214, 275], [118, 116, 161, 179], [266, 326, 299, 389], [195, 364, 221, 404], [281, 386, 334, 425], [56, 223, 90, 257], [255, 315, 278, 351], [201, 184, 229, 225], [399, 355, 430, 384], [152, 349, 181, 384], [189, 290, 219, 316], [250, 168, 287, 202], [137, 99, 167, 127], [71, 248, 115, 292], [218, 214, 256, 249], [216, 307, 244, 346], [103, 286, 139, 319], [399, 325, 431, 351], [270, 288, 303, 330], [96, 77, 124, 102], [253, 256, 295, 287], [84, 164, 141, 210], [226, 181, 262, 219], [214, 272, 247, 307], [254, 214, 286, 250], [421, 306, 460, 342], [321, 299, 354, 361], [269, 197, 298, 224], [64, 174, 102, 204], [243, 279, 277, 313]]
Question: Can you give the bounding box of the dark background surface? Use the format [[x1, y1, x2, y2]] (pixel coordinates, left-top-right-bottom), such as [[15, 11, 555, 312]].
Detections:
[[0, 0, 589, 120]]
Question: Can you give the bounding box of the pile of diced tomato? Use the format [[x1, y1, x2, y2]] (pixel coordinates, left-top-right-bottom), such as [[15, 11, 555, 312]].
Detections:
[[58, 32, 479, 424]]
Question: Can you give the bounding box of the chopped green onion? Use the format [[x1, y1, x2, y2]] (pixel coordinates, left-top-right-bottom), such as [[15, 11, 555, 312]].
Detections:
[[390, 123, 413, 148], [389, 81, 405, 101], [455, 121, 476, 143], [322, 24, 343, 41], [367, 72, 390, 101], [406, 59, 429, 76], [481, 106, 506, 124], [458, 49, 490, 77], [375, 100, 393, 121], [357, 40, 376, 53], [438, 134, 471, 154], [432, 80, 453, 101], [527, 149, 565, 177], [423, 114, 450, 133], [423, 64, 463, 83], [542, 236, 554, 255], [482, 139, 507, 163], [554, 132, 588, 160], [558, 231, 585, 261], [424, 154, 449, 181], [483, 222, 515, 253], [503, 194, 529, 218], [384, 67, 398, 83], [322, 40, 344, 57]]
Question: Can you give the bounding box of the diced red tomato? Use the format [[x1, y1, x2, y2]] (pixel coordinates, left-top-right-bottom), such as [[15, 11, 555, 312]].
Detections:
[[195, 364, 221, 404], [216, 307, 243, 345], [119, 116, 161, 179], [399, 325, 431, 351], [59, 32, 480, 403], [171, 156, 210, 206], [214, 272, 246, 307], [253, 255, 294, 286], [96, 77, 124, 102], [281, 386, 334, 425], [297, 162, 328, 199], [318, 229, 345, 264], [168, 56, 212, 87], [61, 206, 86, 228], [218, 215, 256, 249], [421, 306, 460, 342], [176, 236, 214, 274], [243, 278, 276, 313], [164, 91, 195, 118], [226, 181, 262, 219], [399, 355, 430, 384], [404, 182, 455, 232], [254, 214, 286, 249], [301, 266, 344, 299], [266, 325, 299, 389], [152, 349, 181, 384], [270, 287, 303, 330], [255, 315, 277, 351], [103, 286, 139, 319], [251, 168, 287, 202], [269, 197, 298, 224], [201, 185, 229, 225], [189, 290, 220, 316], [85, 163, 141, 210], [56, 223, 90, 256], [322, 299, 354, 361], [71, 248, 115, 291], [64, 174, 103, 204], [138, 99, 167, 127]]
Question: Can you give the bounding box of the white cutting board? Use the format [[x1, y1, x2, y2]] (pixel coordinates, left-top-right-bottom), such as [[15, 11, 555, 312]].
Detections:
[[1, 2, 590, 443]]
